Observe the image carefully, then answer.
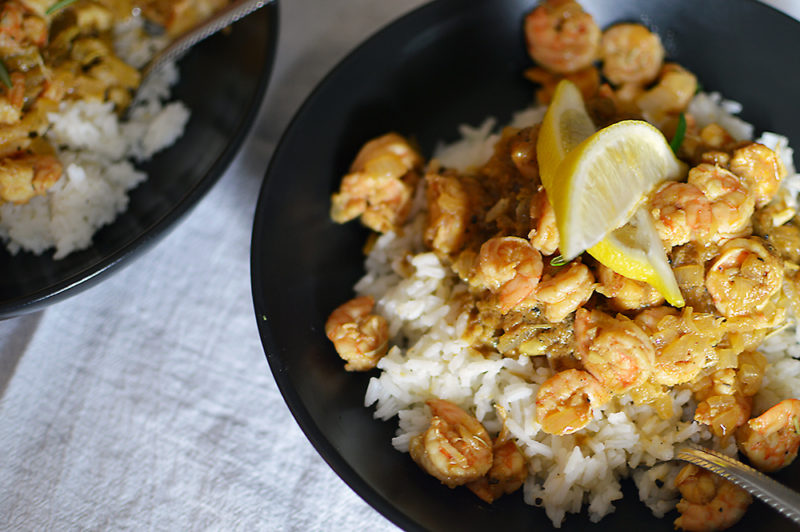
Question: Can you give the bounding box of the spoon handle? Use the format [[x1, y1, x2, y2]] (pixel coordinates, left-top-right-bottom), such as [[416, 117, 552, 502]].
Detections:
[[676, 443, 800, 525], [142, 0, 274, 79]]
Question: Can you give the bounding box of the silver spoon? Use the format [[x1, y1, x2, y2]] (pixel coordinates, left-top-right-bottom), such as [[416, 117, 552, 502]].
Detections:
[[140, 0, 275, 82], [676, 443, 800, 525]]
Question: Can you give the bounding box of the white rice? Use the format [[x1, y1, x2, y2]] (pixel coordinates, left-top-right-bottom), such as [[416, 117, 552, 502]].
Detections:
[[0, 17, 190, 259], [358, 93, 800, 527]]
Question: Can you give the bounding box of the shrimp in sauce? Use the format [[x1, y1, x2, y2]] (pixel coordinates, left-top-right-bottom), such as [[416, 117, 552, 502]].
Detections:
[[729, 142, 786, 208], [687, 163, 754, 239], [535, 261, 595, 322], [528, 188, 560, 256], [705, 237, 782, 318], [650, 181, 713, 248], [524, 0, 601, 74], [476, 236, 544, 314], [595, 263, 664, 311], [325, 296, 389, 372], [600, 23, 664, 87], [424, 171, 470, 255], [674, 464, 751, 532], [467, 408, 527, 503], [330, 133, 422, 233], [409, 399, 493, 488], [574, 308, 655, 395], [535, 368, 610, 435], [736, 398, 800, 472]]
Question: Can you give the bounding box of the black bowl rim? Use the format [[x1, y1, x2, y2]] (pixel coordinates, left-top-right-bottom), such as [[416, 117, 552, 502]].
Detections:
[[250, 0, 800, 530], [0, 2, 280, 319], [251, 3, 444, 529]]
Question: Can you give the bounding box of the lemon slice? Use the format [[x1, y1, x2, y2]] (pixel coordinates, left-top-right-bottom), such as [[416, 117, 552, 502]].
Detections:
[[550, 120, 685, 260], [537, 79, 596, 190], [588, 206, 685, 307]]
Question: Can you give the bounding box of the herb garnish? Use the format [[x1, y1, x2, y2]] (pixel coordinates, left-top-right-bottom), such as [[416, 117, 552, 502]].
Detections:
[[670, 112, 687, 154], [45, 0, 79, 16], [0, 60, 11, 89], [550, 255, 567, 267]]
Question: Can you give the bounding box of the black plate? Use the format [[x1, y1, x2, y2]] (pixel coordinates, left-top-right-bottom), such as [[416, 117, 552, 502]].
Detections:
[[251, 0, 800, 530], [0, 2, 279, 318]]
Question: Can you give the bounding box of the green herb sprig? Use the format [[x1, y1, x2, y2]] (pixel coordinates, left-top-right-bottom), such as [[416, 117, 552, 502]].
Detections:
[[0, 60, 11, 89], [550, 255, 567, 267], [670, 112, 687, 154], [45, 0, 79, 15]]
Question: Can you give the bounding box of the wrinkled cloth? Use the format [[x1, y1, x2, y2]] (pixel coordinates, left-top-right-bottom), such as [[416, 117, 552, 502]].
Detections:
[[0, 1, 795, 530]]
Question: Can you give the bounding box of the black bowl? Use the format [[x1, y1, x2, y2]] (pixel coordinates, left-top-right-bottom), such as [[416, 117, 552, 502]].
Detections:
[[0, 2, 279, 318], [251, 0, 800, 530]]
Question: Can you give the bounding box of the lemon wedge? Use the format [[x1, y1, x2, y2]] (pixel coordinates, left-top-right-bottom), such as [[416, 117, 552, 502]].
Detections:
[[588, 206, 685, 307], [537, 79, 596, 190], [549, 119, 685, 260]]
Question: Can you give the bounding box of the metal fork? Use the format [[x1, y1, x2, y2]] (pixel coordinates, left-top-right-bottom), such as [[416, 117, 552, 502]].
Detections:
[[676, 443, 800, 525], [140, 0, 275, 81]]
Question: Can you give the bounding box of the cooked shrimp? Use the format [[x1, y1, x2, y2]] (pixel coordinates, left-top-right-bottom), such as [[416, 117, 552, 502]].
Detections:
[[524, 0, 601, 74], [476, 236, 544, 313], [330, 133, 422, 233], [600, 23, 664, 86], [0, 72, 25, 125], [508, 126, 540, 181], [688, 163, 754, 239], [574, 308, 655, 395], [736, 398, 800, 472], [325, 295, 389, 372], [705, 237, 782, 317], [524, 64, 600, 104], [424, 172, 470, 254], [694, 393, 752, 439], [729, 142, 786, 208], [409, 399, 493, 488], [535, 261, 594, 322], [635, 307, 721, 387], [674, 464, 751, 532], [0, 152, 63, 204], [595, 263, 664, 311], [650, 181, 713, 247], [528, 188, 560, 256], [466, 409, 527, 503], [635, 63, 697, 120], [535, 368, 610, 435]]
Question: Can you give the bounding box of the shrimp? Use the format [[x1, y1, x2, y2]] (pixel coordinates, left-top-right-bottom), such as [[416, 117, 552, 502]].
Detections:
[[325, 295, 389, 372], [508, 126, 540, 181], [528, 187, 560, 256], [600, 23, 664, 86], [574, 308, 655, 395], [0, 72, 25, 125], [635, 63, 697, 120], [595, 263, 664, 311], [736, 398, 800, 472], [705, 237, 782, 317], [524, 0, 601, 74], [476, 236, 544, 314], [466, 408, 527, 503], [694, 393, 752, 439], [330, 133, 422, 233], [674, 464, 751, 532], [650, 181, 713, 248], [634, 307, 721, 387], [409, 399, 493, 488], [688, 163, 754, 239], [0, 152, 63, 204], [535, 368, 610, 435], [535, 261, 595, 322], [424, 172, 470, 255], [729, 142, 786, 208]]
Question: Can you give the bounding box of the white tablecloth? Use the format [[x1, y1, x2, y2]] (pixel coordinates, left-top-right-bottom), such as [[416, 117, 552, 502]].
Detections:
[[1, 1, 796, 530]]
